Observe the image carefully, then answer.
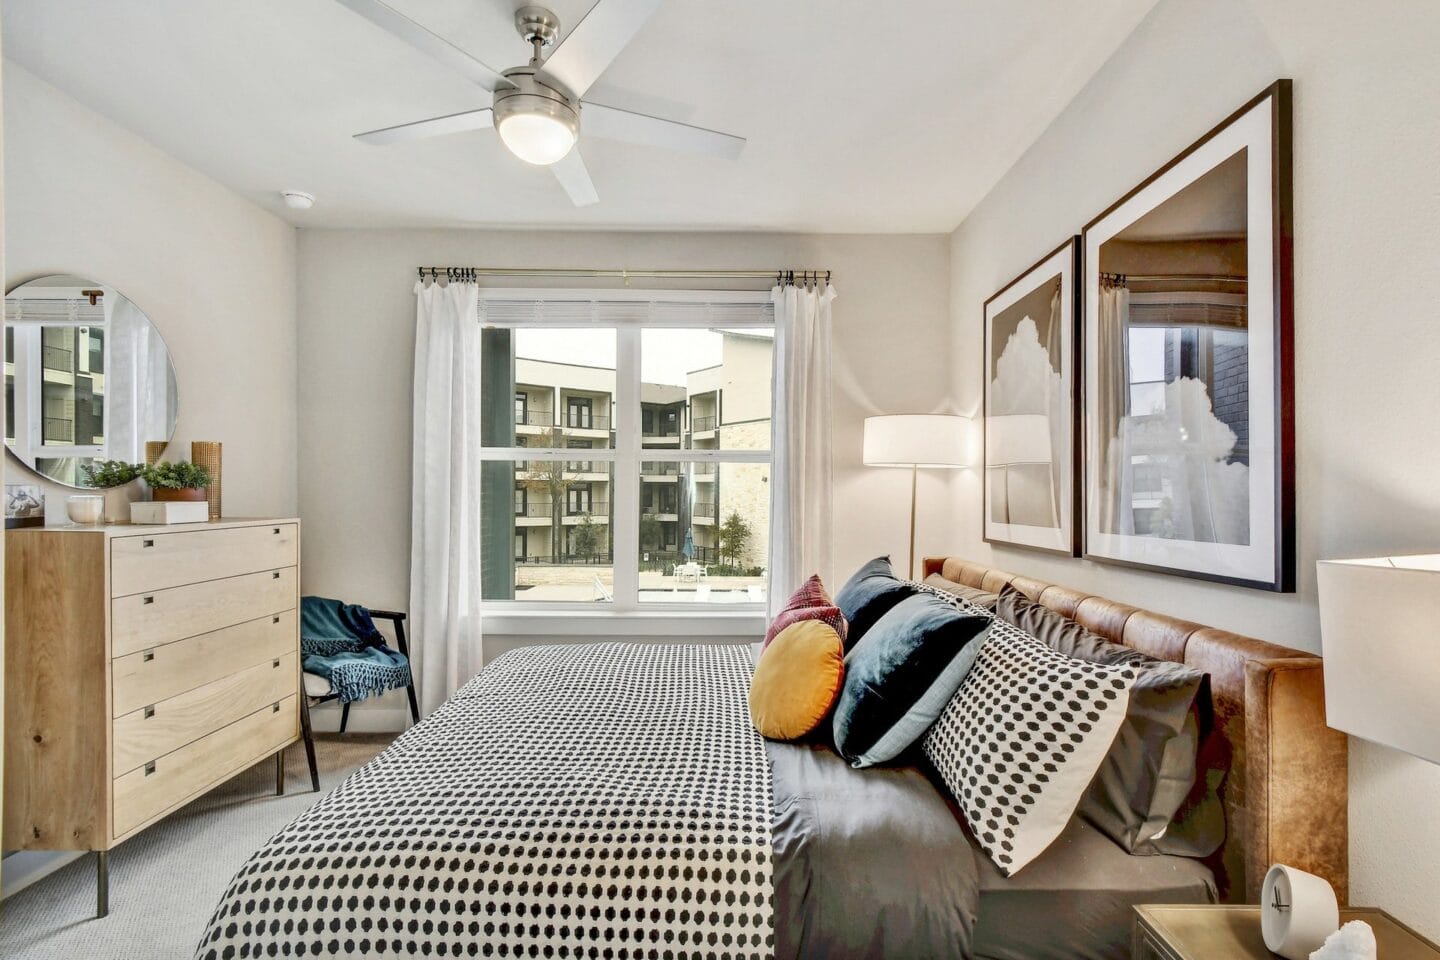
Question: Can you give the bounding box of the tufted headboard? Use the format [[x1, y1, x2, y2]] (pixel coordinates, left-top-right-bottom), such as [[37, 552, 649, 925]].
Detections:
[[923, 556, 1349, 905]]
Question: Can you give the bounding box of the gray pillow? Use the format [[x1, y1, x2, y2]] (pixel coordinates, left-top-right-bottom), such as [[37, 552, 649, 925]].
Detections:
[[996, 585, 1221, 857], [922, 573, 999, 611]]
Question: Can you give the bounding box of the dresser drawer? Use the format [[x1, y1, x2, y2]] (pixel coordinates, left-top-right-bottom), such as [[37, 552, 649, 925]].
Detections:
[[111, 567, 297, 658], [113, 652, 298, 775], [112, 610, 297, 716], [110, 523, 298, 597], [113, 695, 297, 839]]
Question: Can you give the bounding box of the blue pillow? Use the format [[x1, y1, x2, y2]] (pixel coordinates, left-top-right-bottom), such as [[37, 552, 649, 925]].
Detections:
[[834, 556, 918, 650], [833, 591, 992, 767]]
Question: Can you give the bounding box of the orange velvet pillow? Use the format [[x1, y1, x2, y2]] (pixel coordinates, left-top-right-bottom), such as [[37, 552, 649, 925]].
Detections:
[[748, 619, 846, 741]]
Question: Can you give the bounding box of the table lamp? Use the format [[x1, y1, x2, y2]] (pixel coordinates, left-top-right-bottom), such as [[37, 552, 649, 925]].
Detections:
[[1317, 554, 1440, 764], [863, 414, 970, 579]]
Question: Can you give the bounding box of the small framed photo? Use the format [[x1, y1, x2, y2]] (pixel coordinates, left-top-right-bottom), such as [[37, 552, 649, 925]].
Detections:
[[6, 483, 46, 528], [982, 237, 1081, 556]]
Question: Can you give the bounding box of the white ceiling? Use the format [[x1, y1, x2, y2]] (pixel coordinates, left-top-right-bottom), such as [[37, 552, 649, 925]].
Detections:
[[1, 0, 1157, 232]]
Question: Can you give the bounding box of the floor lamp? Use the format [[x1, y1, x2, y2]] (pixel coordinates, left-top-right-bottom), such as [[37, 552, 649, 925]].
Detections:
[[863, 415, 971, 579]]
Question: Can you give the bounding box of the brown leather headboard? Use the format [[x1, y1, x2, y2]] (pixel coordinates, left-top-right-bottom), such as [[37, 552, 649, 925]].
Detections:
[[923, 556, 1348, 904]]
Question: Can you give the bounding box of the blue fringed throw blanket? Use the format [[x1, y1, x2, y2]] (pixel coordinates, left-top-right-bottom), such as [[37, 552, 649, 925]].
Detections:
[[300, 596, 412, 705]]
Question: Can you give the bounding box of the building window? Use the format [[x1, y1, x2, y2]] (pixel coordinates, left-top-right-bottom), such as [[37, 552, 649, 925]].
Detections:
[[477, 292, 774, 608]]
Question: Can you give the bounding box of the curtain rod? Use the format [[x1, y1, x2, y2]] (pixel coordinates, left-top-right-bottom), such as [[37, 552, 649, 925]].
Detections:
[[1102, 271, 1246, 284], [417, 266, 831, 284]]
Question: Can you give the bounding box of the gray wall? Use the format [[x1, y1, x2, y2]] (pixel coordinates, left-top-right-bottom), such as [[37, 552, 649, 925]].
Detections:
[[2, 62, 299, 521], [949, 0, 1440, 936], [296, 229, 958, 726]]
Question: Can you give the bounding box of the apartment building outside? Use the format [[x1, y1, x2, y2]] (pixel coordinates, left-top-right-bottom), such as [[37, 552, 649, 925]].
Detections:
[[484, 329, 771, 602]]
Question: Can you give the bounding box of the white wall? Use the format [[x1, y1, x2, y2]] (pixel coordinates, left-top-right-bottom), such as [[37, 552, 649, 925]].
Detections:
[[2, 62, 298, 520], [949, 0, 1440, 937], [297, 229, 956, 725]]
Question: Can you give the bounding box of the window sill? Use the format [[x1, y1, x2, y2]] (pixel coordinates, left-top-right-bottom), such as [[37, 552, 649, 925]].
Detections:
[[481, 607, 766, 638]]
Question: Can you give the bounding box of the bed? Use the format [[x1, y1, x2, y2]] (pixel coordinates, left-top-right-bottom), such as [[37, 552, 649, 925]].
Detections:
[[195, 557, 1348, 959]]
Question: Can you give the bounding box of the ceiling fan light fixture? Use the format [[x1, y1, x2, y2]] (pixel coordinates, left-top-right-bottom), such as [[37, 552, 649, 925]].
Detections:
[[497, 111, 577, 165]]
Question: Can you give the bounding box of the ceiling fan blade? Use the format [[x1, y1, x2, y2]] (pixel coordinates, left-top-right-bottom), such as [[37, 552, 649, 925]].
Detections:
[[551, 149, 600, 206], [535, 0, 662, 99], [333, 0, 513, 92], [582, 102, 744, 160], [354, 107, 494, 145]]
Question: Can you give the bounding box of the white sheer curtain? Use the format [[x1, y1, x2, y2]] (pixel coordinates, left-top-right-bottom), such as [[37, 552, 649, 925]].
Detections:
[[768, 282, 836, 618], [410, 280, 484, 716], [107, 296, 176, 463], [1097, 281, 1132, 535]]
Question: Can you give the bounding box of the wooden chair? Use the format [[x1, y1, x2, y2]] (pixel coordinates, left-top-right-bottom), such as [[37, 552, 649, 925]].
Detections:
[[297, 608, 420, 792]]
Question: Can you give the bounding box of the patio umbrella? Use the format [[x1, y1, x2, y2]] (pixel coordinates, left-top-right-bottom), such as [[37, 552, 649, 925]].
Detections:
[[682, 528, 695, 561]]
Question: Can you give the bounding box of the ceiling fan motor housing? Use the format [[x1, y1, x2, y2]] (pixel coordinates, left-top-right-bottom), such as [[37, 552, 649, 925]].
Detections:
[[492, 66, 581, 141]]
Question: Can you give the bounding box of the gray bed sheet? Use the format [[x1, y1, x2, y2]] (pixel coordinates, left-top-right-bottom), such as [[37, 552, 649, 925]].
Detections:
[[767, 739, 980, 959], [971, 816, 1217, 960]]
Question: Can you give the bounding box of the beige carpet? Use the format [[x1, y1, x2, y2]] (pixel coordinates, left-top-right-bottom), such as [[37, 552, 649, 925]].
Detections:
[[0, 733, 393, 960]]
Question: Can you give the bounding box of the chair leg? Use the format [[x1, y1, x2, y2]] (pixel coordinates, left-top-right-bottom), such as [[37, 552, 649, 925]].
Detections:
[[406, 683, 420, 726], [275, 750, 285, 796], [340, 702, 350, 734], [299, 693, 320, 793]]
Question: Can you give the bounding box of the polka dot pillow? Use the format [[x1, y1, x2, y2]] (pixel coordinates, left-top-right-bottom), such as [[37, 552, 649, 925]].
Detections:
[[922, 617, 1137, 877]]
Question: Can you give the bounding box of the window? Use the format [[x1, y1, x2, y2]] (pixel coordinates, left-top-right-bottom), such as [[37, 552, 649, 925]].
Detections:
[[477, 291, 774, 608]]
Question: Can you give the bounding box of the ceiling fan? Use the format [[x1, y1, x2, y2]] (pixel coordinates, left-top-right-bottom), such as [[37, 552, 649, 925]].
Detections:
[[335, 0, 746, 206]]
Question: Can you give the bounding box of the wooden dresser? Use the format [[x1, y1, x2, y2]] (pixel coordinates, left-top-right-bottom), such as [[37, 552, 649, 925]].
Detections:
[[3, 518, 301, 915]]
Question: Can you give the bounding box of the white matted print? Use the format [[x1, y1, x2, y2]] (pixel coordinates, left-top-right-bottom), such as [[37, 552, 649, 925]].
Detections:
[[983, 238, 1079, 555], [1082, 81, 1293, 590]]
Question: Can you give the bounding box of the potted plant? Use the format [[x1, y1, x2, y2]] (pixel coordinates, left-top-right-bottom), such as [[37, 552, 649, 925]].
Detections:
[[143, 460, 212, 502], [81, 459, 147, 523]]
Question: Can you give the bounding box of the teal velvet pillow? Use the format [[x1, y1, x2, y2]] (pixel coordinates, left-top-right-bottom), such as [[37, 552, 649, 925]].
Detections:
[[834, 556, 919, 650], [832, 591, 991, 767]]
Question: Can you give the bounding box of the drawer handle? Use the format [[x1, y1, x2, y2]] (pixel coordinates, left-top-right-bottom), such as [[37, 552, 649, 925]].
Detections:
[[143, 705, 155, 719], [144, 761, 157, 777], [273, 615, 281, 624], [272, 527, 281, 535], [271, 572, 281, 580], [142, 595, 155, 605], [272, 702, 281, 713], [272, 658, 281, 669], [142, 649, 155, 663], [142, 539, 155, 548]]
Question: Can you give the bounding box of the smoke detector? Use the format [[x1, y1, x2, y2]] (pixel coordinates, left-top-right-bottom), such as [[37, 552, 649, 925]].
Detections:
[[281, 190, 315, 210]]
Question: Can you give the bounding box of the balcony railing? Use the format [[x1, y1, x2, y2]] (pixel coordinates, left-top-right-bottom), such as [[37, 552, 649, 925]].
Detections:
[[691, 415, 718, 432], [42, 345, 74, 373], [640, 461, 681, 476], [691, 462, 717, 476], [515, 461, 610, 476], [514, 410, 613, 431], [565, 411, 610, 431], [693, 501, 717, 519], [514, 409, 553, 427], [515, 501, 610, 518]]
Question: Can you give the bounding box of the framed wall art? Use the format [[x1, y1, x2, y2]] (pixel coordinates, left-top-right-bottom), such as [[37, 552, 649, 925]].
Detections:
[[1081, 80, 1293, 590], [983, 237, 1080, 555]]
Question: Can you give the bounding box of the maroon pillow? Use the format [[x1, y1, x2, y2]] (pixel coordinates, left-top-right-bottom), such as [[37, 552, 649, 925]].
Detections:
[[764, 575, 849, 648]]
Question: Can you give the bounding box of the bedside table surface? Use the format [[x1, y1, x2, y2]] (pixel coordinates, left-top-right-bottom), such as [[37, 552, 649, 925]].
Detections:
[[1134, 905, 1440, 960]]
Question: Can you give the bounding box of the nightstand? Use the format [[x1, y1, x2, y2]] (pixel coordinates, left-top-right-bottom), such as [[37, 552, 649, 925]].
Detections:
[[1134, 905, 1440, 960]]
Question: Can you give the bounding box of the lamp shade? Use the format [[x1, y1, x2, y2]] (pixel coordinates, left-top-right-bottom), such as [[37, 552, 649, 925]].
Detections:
[[863, 415, 970, 468], [1316, 554, 1440, 764], [985, 414, 1053, 467]]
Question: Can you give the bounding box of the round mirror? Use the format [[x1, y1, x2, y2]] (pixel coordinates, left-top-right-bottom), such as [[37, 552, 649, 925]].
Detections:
[[4, 275, 179, 488]]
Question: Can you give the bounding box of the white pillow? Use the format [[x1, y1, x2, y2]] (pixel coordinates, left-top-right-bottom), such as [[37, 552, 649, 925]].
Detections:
[[922, 619, 1136, 877]]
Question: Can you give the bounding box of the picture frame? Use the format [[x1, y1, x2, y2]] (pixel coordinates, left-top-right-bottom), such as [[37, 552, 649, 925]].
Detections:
[[982, 236, 1081, 556], [1080, 80, 1294, 591]]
